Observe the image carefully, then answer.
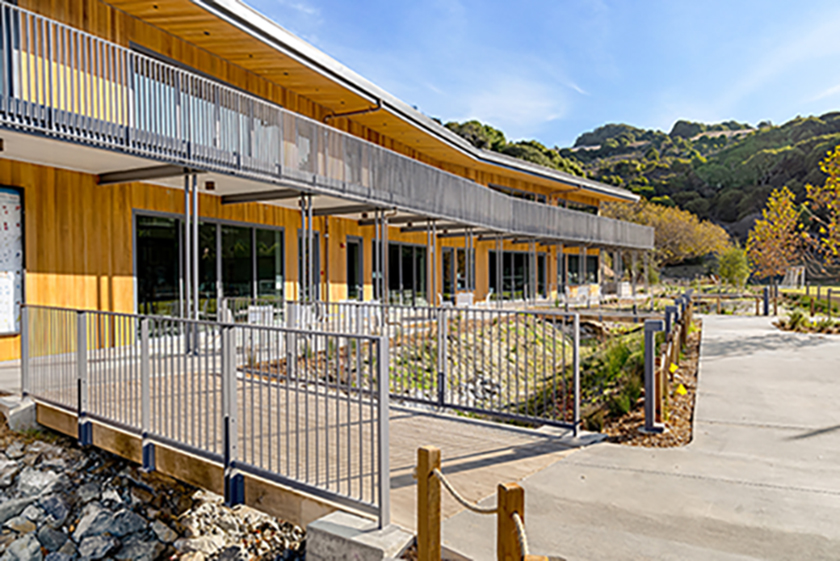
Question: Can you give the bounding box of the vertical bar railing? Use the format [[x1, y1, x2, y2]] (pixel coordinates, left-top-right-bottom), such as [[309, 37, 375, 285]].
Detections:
[[76, 310, 91, 445], [140, 317, 153, 471], [20, 304, 29, 397], [377, 334, 390, 528]]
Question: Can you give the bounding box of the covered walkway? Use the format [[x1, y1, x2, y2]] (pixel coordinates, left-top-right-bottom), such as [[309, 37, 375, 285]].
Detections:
[[444, 316, 840, 560]]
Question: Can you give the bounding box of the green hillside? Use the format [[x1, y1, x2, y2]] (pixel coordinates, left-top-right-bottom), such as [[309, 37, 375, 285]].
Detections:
[[445, 113, 840, 238]]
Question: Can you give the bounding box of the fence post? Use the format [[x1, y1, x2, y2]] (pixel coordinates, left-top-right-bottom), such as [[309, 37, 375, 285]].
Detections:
[[497, 483, 525, 561], [572, 313, 580, 437], [643, 319, 664, 434], [664, 306, 676, 336], [377, 336, 391, 529], [140, 318, 154, 472], [417, 446, 441, 561], [436, 308, 447, 407], [763, 287, 770, 316], [20, 305, 29, 397], [76, 311, 92, 446], [222, 325, 243, 506]]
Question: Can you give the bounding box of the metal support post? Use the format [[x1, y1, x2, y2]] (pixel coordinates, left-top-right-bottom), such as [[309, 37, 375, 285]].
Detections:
[[763, 287, 770, 316], [829, 289, 833, 320], [436, 308, 448, 407], [557, 242, 564, 305], [643, 319, 665, 434], [531, 240, 537, 304], [222, 326, 243, 506], [140, 318, 154, 472], [644, 252, 652, 311], [572, 314, 580, 437], [383, 213, 389, 305], [20, 305, 29, 397], [631, 251, 638, 315], [183, 174, 191, 320], [76, 312, 92, 446], [665, 306, 676, 336], [192, 174, 199, 320], [427, 220, 433, 306], [377, 336, 391, 528], [578, 246, 586, 288], [496, 235, 503, 308]]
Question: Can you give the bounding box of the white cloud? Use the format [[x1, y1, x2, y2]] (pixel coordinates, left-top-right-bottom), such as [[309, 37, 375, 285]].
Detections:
[[453, 75, 569, 140], [807, 82, 840, 103]]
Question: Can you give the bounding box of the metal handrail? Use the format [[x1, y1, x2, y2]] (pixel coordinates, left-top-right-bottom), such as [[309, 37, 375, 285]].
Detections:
[[0, 1, 653, 250]]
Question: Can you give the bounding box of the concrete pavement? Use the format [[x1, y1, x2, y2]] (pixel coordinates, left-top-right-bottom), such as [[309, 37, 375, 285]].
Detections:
[[444, 316, 840, 560], [0, 359, 19, 394]]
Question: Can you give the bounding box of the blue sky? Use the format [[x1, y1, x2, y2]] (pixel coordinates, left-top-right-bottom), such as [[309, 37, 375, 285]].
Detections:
[[245, 0, 840, 147]]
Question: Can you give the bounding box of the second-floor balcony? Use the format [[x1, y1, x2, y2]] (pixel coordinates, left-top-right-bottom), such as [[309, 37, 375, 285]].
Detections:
[[0, 1, 653, 250]]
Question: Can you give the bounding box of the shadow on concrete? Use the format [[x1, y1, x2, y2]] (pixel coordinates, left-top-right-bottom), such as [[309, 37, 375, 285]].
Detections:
[[702, 332, 834, 360], [390, 438, 570, 490], [786, 424, 840, 441]]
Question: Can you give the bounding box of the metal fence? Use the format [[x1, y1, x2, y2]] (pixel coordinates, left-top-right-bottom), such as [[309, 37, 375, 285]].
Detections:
[[286, 300, 582, 431], [22, 305, 390, 526], [0, 1, 653, 250]]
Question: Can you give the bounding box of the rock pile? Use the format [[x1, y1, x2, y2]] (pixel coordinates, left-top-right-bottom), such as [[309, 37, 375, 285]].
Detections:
[[0, 419, 304, 560]]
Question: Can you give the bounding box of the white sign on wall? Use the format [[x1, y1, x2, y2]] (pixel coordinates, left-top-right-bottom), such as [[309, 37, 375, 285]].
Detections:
[[0, 188, 23, 335]]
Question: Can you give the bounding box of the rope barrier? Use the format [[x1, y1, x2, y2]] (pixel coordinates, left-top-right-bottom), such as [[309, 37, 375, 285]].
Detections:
[[512, 512, 530, 557], [431, 468, 499, 515]]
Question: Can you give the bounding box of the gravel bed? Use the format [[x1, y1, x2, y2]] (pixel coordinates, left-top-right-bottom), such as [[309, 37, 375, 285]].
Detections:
[[0, 419, 304, 560]]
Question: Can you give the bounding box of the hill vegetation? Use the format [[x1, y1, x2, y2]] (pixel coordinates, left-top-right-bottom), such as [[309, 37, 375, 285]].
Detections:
[[445, 113, 840, 240]]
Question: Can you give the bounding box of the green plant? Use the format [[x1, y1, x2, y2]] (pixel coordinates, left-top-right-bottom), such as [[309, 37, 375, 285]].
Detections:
[[718, 246, 750, 288]]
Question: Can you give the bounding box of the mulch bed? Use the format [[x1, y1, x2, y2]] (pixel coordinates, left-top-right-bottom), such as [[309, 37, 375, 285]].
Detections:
[[602, 319, 702, 447]]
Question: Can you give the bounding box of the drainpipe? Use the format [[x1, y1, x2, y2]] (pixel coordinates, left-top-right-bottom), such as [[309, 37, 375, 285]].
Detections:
[[323, 99, 383, 123]]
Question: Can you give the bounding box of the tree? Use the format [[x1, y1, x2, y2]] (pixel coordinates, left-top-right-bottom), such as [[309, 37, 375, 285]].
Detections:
[[602, 200, 731, 267], [718, 246, 749, 288], [805, 144, 840, 267], [746, 186, 801, 279]]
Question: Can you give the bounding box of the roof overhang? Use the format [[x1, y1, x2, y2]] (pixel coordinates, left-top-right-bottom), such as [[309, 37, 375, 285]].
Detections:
[[186, 0, 639, 204]]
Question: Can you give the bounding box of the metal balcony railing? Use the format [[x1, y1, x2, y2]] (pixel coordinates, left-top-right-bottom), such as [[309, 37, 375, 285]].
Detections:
[[0, 1, 653, 250]]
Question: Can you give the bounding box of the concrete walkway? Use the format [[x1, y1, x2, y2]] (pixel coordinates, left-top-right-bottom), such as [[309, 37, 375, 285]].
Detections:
[[445, 316, 840, 560]]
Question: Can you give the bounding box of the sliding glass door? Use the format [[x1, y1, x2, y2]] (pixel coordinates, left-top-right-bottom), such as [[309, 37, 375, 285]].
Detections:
[[135, 213, 284, 317]]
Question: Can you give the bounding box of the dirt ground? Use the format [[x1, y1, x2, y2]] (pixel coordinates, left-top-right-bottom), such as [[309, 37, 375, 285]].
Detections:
[[602, 319, 702, 447]]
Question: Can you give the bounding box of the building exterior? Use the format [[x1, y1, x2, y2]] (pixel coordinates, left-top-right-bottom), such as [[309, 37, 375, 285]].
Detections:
[[0, 0, 653, 360]]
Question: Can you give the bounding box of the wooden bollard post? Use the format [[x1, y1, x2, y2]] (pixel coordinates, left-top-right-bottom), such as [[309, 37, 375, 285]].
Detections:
[[716, 295, 721, 314], [755, 296, 760, 316], [498, 483, 525, 561], [417, 446, 441, 561], [811, 297, 816, 317]]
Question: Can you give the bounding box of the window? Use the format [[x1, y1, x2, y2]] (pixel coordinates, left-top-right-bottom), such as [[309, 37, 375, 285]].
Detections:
[[488, 250, 547, 300], [456, 248, 475, 291], [135, 214, 284, 316], [257, 228, 284, 298], [137, 216, 180, 316], [222, 225, 252, 298], [390, 242, 427, 306], [346, 237, 363, 300], [566, 253, 599, 285]]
